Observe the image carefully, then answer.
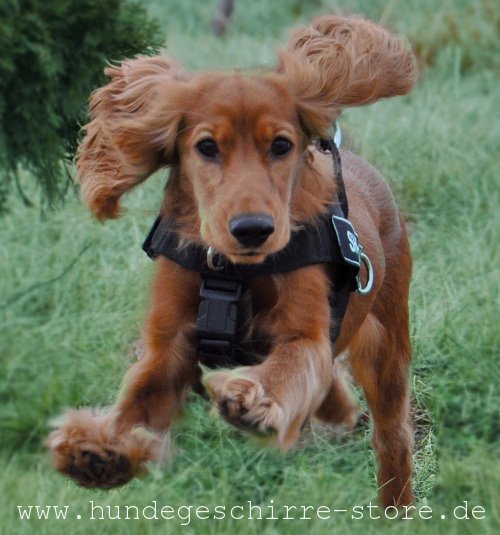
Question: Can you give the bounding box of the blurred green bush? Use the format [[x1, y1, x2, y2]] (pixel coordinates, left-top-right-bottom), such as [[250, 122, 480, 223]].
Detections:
[[0, 0, 164, 213]]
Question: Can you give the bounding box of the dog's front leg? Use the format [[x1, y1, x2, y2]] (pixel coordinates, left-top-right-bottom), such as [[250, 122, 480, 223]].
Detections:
[[48, 258, 200, 488], [204, 265, 333, 448]]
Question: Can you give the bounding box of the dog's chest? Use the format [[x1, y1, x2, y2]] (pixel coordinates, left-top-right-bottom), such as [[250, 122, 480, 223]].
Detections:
[[243, 275, 282, 354]]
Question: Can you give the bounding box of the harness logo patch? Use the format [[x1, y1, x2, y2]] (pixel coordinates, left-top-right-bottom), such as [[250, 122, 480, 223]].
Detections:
[[331, 215, 361, 268], [347, 230, 359, 254]]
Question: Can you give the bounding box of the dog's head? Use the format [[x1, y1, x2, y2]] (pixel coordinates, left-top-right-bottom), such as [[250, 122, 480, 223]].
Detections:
[[77, 16, 415, 264]]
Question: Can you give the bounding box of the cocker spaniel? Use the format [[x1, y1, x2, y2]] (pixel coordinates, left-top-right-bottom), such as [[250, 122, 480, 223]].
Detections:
[[49, 15, 416, 507]]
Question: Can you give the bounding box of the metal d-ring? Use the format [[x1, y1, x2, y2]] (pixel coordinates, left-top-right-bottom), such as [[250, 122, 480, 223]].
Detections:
[[357, 251, 374, 295], [207, 247, 224, 271]]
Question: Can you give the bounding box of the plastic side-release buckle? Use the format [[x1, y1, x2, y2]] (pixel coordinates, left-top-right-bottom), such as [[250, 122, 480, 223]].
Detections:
[[196, 277, 242, 366]]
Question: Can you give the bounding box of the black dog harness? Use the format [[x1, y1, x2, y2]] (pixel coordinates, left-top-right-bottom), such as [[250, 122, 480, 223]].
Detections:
[[143, 138, 373, 368]]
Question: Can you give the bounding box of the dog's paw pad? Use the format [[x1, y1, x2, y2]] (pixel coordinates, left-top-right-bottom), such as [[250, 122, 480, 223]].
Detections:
[[67, 447, 134, 489], [47, 408, 159, 489]]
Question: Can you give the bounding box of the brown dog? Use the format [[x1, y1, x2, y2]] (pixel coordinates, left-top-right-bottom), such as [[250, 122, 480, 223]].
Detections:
[[49, 15, 416, 506]]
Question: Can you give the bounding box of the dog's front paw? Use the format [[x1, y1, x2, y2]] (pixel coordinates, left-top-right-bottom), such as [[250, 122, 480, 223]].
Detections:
[[48, 408, 163, 489], [203, 370, 289, 444]]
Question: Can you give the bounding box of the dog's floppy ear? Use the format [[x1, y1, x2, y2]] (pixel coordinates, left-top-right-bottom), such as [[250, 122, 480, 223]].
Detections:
[[77, 56, 190, 220], [279, 15, 416, 137]]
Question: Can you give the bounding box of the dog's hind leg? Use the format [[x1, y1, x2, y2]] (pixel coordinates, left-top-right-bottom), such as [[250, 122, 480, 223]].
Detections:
[[48, 258, 200, 488], [349, 304, 414, 507]]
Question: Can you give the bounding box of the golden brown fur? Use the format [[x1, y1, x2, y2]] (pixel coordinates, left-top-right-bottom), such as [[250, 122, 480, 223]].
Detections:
[[49, 15, 416, 507]]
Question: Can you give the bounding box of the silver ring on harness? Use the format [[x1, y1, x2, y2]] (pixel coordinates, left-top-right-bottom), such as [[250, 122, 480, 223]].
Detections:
[[207, 247, 224, 271], [357, 251, 374, 295]]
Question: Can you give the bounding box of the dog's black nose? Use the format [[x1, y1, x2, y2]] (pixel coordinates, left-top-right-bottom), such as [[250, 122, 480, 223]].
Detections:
[[229, 213, 275, 247]]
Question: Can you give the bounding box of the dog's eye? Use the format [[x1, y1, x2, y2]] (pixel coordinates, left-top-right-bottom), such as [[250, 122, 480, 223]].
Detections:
[[271, 137, 293, 156], [196, 139, 220, 159]]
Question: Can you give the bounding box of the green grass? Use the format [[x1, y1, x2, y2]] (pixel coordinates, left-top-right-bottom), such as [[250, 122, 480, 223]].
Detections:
[[1, 0, 499, 533]]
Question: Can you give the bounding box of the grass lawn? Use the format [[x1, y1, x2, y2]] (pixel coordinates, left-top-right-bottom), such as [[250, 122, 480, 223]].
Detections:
[[1, 0, 498, 533]]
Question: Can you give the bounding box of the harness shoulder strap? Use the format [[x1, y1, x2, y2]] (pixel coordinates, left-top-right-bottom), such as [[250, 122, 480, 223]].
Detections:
[[316, 137, 348, 218]]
